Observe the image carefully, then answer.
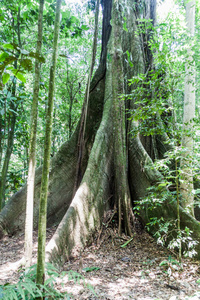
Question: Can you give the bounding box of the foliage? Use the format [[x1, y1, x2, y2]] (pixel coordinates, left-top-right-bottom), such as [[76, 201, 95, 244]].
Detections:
[[0, 263, 67, 300], [127, 16, 188, 138], [0, 0, 100, 206], [159, 255, 180, 278], [133, 133, 200, 258], [0, 263, 95, 300], [129, 7, 200, 260]]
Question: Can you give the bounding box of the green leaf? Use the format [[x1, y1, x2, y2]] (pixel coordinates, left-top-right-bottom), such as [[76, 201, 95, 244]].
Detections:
[[21, 280, 36, 298], [2, 73, 10, 84], [194, 189, 200, 195], [120, 237, 133, 248], [126, 50, 133, 67], [6, 288, 18, 300], [17, 282, 26, 300], [81, 25, 89, 31], [0, 286, 4, 298], [12, 70, 26, 83], [70, 16, 78, 24], [158, 182, 167, 187], [2, 43, 14, 50], [159, 260, 168, 266], [62, 10, 71, 19], [123, 22, 128, 32], [82, 266, 100, 272], [0, 52, 9, 62]]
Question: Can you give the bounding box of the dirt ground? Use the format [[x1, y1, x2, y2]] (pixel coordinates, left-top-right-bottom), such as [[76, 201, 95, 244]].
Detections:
[[0, 218, 200, 300]]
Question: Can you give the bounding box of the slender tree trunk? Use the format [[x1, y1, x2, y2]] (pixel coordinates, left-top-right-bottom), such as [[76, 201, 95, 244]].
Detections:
[[180, 0, 195, 216], [36, 0, 62, 287], [24, 0, 44, 268], [0, 6, 22, 210], [0, 82, 17, 210], [0, 115, 3, 169]]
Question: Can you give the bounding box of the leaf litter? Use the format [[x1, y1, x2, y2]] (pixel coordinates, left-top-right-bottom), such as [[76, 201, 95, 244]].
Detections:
[[0, 214, 200, 300]]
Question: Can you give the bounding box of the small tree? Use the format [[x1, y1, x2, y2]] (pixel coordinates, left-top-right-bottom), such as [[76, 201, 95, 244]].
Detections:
[[24, 0, 45, 267], [36, 0, 62, 287], [180, 0, 196, 216]]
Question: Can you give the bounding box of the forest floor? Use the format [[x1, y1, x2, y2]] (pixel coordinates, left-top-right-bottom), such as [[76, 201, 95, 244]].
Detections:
[[0, 216, 200, 300]]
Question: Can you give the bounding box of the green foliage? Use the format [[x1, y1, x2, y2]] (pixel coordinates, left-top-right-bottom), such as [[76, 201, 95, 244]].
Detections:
[[134, 147, 199, 258], [127, 16, 188, 138], [0, 0, 98, 206], [159, 255, 180, 278], [129, 8, 200, 260], [0, 263, 66, 300], [0, 263, 95, 300]]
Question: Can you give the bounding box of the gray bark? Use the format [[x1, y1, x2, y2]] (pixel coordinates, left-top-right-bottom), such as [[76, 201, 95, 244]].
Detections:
[[180, 0, 196, 216]]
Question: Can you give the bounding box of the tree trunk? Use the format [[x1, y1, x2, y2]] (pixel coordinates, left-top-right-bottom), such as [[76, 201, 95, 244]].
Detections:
[[24, 0, 44, 268], [180, 0, 196, 216], [1, 0, 200, 263], [111, 0, 132, 236], [0, 83, 17, 210], [36, 0, 62, 286]]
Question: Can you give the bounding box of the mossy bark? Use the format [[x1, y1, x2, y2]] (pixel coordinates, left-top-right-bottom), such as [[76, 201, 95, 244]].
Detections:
[[111, 0, 132, 236], [36, 0, 62, 286], [24, 0, 44, 268]]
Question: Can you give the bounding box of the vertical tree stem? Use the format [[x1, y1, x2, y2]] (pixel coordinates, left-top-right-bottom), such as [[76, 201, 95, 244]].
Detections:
[[36, 0, 62, 287], [24, 0, 44, 268]]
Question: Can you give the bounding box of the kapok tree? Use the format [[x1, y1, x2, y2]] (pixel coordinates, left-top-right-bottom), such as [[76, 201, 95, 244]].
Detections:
[[0, 0, 200, 264]]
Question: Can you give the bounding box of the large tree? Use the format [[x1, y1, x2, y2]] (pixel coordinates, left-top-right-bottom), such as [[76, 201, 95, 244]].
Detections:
[[1, 0, 200, 264]]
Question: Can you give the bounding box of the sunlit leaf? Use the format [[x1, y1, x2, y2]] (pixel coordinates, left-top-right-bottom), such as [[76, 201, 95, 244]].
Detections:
[[81, 25, 89, 31], [2, 73, 10, 84], [0, 52, 9, 62], [2, 43, 14, 50], [123, 22, 128, 32], [12, 70, 26, 83]]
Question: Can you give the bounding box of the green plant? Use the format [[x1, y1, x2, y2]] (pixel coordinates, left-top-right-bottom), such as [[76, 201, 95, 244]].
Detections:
[[129, 14, 200, 261], [0, 263, 95, 300], [159, 255, 180, 280], [134, 153, 199, 260]]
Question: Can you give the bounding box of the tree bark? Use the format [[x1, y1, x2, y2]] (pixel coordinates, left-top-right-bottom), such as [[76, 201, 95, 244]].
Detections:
[[180, 0, 196, 216], [24, 0, 44, 268], [36, 0, 61, 286]]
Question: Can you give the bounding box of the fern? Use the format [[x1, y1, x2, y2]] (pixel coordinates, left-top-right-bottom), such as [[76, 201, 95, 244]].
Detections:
[[0, 263, 95, 299]]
